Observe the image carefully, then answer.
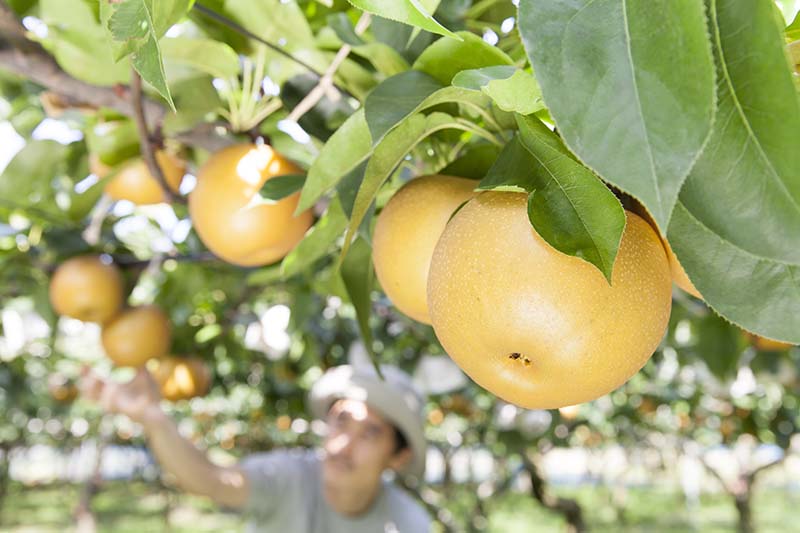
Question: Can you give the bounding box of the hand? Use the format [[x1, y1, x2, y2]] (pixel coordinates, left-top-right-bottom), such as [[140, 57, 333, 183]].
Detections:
[[79, 366, 164, 426]]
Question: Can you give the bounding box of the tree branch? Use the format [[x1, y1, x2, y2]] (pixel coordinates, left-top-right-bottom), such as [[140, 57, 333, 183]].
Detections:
[[699, 454, 733, 494], [745, 453, 787, 484], [285, 13, 370, 123], [130, 69, 185, 205], [0, 3, 232, 152]]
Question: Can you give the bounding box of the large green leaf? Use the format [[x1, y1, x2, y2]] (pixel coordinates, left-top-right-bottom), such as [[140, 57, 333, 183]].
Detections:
[[160, 37, 240, 79], [669, 0, 800, 344], [341, 111, 499, 258], [519, 0, 716, 232], [347, 0, 458, 40], [340, 236, 380, 374], [412, 31, 513, 84], [297, 109, 372, 212], [452, 66, 544, 115], [479, 115, 625, 281]]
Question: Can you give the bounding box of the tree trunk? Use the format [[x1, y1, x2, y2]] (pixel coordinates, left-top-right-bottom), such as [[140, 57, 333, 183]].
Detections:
[[522, 454, 586, 533], [0, 444, 9, 523], [702, 453, 786, 533], [73, 436, 107, 533], [734, 489, 754, 533]]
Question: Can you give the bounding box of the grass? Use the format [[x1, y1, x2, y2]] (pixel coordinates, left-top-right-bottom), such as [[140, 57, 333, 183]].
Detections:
[[1, 480, 797, 532]]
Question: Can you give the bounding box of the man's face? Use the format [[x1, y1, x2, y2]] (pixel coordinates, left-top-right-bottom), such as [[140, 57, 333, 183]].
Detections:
[[321, 399, 411, 493]]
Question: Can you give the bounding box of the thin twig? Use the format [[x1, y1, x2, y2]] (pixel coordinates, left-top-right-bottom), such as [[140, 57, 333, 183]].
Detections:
[[192, 2, 353, 100], [130, 69, 185, 205], [81, 194, 115, 246], [286, 14, 370, 123]]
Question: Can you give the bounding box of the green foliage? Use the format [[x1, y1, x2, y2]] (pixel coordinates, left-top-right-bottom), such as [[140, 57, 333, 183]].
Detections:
[[412, 30, 513, 84], [258, 174, 306, 201], [102, 0, 196, 109], [2, 9, 800, 522], [518, 0, 716, 233], [670, 0, 800, 343], [37, 0, 130, 86], [347, 0, 457, 39], [452, 66, 544, 115], [479, 115, 626, 281]]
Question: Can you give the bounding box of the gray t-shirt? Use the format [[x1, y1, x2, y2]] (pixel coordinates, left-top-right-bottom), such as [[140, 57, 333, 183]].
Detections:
[[239, 449, 431, 532]]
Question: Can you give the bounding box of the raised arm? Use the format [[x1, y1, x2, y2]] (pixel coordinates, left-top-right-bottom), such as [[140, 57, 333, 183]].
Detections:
[[80, 367, 250, 509]]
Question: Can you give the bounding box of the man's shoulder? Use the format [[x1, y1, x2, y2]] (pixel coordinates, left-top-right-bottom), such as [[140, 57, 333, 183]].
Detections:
[[384, 483, 431, 530], [241, 448, 319, 469], [239, 448, 320, 489]]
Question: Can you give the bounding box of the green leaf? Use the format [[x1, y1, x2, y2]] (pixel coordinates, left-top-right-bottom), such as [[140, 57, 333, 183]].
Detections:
[[350, 43, 411, 76], [364, 71, 443, 141], [347, 0, 459, 40], [669, 0, 800, 344], [162, 75, 223, 134], [38, 0, 129, 86], [107, 0, 192, 43], [336, 161, 369, 219], [104, 0, 190, 109], [259, 174, 306, 202], [480, 116, 625, 281], [223, 0, 316, 52], [160, 37, 240, 79], [85, 120, 140, 166], [691, 312, 742, 380], [340, 236, 380, 373], [519, 0, 716, 232], [298, 109, 372, 212], [440, 143, 501, 179], [108, 0, 149, 42], [328, 13, 365, 46], [281, 199, 347, 278], [453, 66, 545, 115], [68, 173, 113, 222], [0, 140, 68, 218], [342, 112, 499, 259], [132, 31, 175, 110], [412, 31, 513, 84], [788, 10, 800, 40], [363, 72, 498, 150]]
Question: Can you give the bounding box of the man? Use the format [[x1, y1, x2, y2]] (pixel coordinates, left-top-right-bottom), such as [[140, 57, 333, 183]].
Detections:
[[80, 363, 431, 532]]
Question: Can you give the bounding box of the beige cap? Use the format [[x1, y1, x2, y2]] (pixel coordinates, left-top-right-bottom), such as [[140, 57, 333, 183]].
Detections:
[[308, 364, 427, 481]]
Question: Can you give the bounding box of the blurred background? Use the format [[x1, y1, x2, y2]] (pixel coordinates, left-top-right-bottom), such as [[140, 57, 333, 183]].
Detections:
[[1, 248, 799, 532], [2, 0, 800, 532]]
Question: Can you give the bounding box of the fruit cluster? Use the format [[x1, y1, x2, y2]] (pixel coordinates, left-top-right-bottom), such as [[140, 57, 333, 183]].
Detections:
[[48, 255, 208, 402], [371, 176, 793, 409]]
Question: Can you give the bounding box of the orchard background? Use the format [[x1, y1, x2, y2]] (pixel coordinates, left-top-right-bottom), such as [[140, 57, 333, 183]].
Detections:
[[1, 0, 800, 532]]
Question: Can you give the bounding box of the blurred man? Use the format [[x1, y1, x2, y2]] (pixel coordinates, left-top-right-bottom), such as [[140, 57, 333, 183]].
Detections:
[[81, 364, 431, 532]]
